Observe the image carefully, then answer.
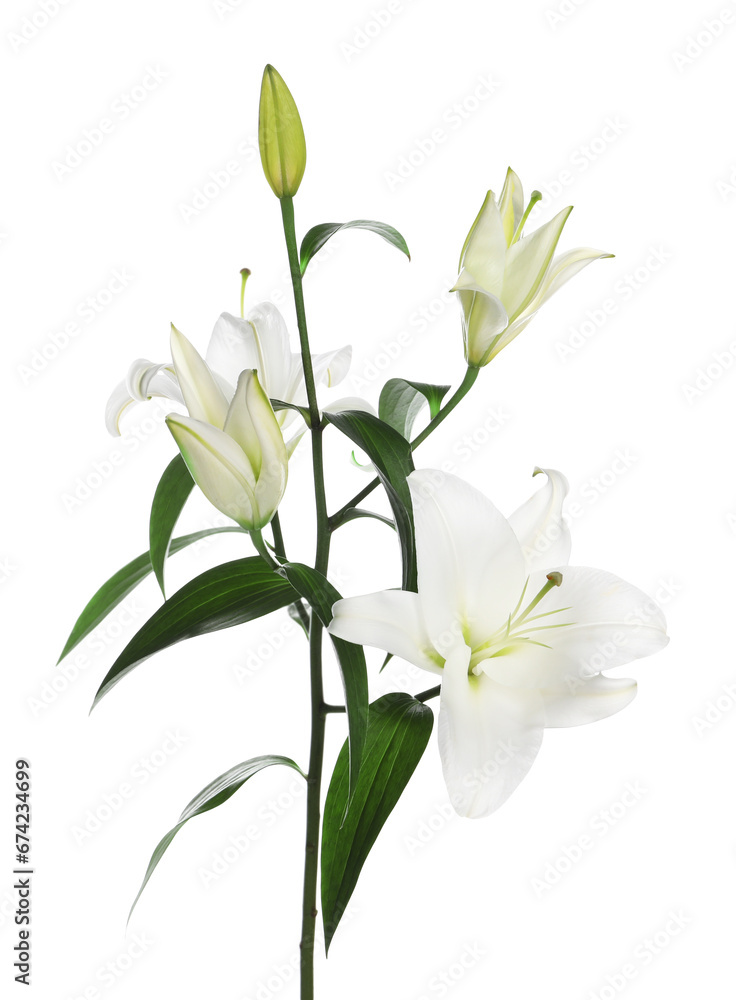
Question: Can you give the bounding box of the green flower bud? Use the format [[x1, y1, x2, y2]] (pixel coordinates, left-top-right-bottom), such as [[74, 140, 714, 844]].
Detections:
[[258, 64, 306, 199]]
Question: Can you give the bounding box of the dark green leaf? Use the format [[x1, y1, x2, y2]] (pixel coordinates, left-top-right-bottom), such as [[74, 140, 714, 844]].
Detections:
[[330, 507, 396, 531], [57, 527, 244, 663], [323, 410, 417, 590], [279, 563, 368, 805], [91, 558, 298, 708], [271, 398, 311, 426], [379, 379, 451, 441], [300, 220, 411, 275], [321, 693, 434, 952], [150, 454, 194, 596], [130, 755, 304, 920]]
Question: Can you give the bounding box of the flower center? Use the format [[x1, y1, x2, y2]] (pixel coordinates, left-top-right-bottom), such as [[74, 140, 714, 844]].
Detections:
[[468, 571, 571, 673]]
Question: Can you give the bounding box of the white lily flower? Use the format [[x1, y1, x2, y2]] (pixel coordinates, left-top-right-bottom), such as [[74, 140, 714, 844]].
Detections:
[[453, 168, 613, 367], [166, 326, 287, 530], [328, 468, 668, 818], [105, 302, 353, 454]]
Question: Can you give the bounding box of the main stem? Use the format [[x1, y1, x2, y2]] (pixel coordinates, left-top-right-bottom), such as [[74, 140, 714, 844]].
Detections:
[[280, 195, 329, 1000]]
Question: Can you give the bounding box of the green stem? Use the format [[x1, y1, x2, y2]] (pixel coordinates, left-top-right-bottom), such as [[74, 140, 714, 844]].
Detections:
[[329, 365, 480, 529], [271, 513, 311, 634], [280, 194, 330, 1000], [249, 528, 277, 569], [416, 684, 441, 703]]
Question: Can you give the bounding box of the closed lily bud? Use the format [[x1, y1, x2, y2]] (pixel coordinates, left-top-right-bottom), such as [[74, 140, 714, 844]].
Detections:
[[258, 64, 306, 199], [167, 365, 288, 531], [453, 167, 612, 367]]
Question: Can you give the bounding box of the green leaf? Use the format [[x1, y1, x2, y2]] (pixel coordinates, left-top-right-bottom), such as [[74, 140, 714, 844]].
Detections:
[[324, 410, 417, 591], [330, 507, 396, 532], [150, 454, 194, 596], [57, 527, 245, 663], [321, 693, 434, 952], [300, 220, 410, 275], [130, 755, 304, 920], [379, 379, 451, 441], [270, 398, 311, 426], [279, 563, 368, 804], [91, 558, 298, 708]]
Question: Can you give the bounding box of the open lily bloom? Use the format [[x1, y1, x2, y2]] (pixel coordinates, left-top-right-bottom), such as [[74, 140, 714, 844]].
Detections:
[[105, 302, 356, 453], [328, 468, 668, 818], [165, 326, 287, 530], [453, 168, 612, 366]]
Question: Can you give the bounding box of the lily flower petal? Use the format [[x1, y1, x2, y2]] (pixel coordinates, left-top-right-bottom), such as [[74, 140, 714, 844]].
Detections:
[[514, 246, 615, 326], [508, 467, 571, 574], [459, 191, 507, 295], [539, 673, 637, 728], [438, 643, 545, 818], [502, 206, 573, 319], [409, 470, 527, 654], [311, 344, 352, 388], [496, 167, 524, 246], [329, 590, 442, 674], [166, 414, 258, 529], [170, 325, 229, 429], [105, 361, 184, 435]]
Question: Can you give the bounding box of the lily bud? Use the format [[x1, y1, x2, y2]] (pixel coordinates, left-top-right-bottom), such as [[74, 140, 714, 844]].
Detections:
[[167, 369, 288, 531], [453, 167, 612, 367], [258, 64, 306, 199]]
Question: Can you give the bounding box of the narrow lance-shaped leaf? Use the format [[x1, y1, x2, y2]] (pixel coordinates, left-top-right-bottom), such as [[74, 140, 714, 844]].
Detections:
[[92, 558, 298, 708], [321, 693, 434, 953], [300, 220, 410, 275], [323, 410, 417, 591], [57, 527, 245, 663], [279, 562, 368, 805], [129, 755, 305, 920], [149, 453, 194, 596], [379, 379, 451, 441]]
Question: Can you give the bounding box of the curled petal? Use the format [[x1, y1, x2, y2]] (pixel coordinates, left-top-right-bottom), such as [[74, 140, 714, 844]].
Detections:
[[312, 344, 352, 388], [508, 467, 571, 574]]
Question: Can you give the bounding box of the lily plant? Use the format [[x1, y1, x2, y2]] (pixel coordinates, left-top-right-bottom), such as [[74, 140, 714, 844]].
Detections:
[[59, 64, 669, 1000]]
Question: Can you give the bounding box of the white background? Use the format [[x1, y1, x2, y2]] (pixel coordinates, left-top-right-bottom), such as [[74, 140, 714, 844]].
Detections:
[[3, 0, 734, 997]]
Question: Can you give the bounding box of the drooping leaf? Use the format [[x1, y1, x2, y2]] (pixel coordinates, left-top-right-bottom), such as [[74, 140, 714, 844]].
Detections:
[[379, 379, 451, 441], [300, 220, 410, 275], [330, 507, 396, 532], [271, 398, 311, 426], [150, 453, 194, 596], [323, 410, 417, 590], [91, 558, 298, 708], [57, 527, 245, 663], [130, 755, 304, 920], [321, 693, 434, 952], [279, 562, 368, 804]]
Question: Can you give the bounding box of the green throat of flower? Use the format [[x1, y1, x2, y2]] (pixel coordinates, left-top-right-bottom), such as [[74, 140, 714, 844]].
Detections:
[[468, 571, 573, 673]]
